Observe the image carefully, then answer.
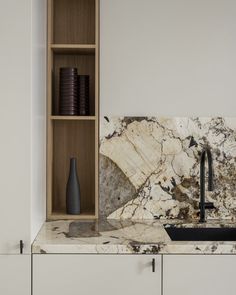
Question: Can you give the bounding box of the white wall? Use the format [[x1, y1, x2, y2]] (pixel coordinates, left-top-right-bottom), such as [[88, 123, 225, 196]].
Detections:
[[100, 0, 236, 116], [31, 0, 47, 242]]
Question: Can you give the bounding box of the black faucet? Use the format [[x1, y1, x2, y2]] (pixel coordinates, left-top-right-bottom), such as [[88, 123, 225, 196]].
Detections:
[[199, 148, 214, 223]]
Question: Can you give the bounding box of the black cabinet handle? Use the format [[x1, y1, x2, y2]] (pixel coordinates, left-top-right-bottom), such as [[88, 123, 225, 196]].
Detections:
[[20, 240, 24, 254], [152, 258, 155, 272]]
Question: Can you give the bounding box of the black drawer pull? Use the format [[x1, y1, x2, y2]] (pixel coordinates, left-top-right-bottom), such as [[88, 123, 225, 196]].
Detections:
[[152, 258, 155, 272], [20, 240, 24, 254]]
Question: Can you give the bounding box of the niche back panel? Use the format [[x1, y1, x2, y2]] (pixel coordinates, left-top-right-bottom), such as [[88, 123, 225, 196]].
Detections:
[[53, 121, 95, 216], [99, 117, 236, 221], [53, 0, 95, 44]]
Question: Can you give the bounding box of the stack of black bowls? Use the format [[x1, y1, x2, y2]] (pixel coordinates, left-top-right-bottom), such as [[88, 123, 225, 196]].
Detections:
[[78, 75, 90, 116], [59, 68, 78, 116]]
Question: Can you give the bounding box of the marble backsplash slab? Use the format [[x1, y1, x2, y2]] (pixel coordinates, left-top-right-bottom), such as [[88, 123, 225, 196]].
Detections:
[[99, 117, 236, 221]]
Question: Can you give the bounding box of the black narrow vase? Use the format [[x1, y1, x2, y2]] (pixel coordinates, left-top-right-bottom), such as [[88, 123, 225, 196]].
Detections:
[[66, 158, 81, 215]]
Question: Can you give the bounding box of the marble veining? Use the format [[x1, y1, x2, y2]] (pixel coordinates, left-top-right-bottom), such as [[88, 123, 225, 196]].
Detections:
[[33, 117, 236, 254], [100, 117, 236, 220], [32, 219, 236, 254]]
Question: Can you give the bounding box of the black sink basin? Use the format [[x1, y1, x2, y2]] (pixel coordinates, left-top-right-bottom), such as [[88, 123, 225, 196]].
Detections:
[[165, 227, 236, 241]]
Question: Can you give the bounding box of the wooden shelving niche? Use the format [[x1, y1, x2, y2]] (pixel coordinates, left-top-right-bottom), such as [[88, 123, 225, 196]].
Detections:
[[47, 0, 99, 220]]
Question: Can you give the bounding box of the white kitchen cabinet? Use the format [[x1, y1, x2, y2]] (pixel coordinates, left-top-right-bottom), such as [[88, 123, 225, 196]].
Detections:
[[0, 0, 31, 255], [163, 255, 236, 295], [0, 0, 46, 254], [33, 254, 162, 295], [0, 255, 30, 295], [0, 0, 46, 293]]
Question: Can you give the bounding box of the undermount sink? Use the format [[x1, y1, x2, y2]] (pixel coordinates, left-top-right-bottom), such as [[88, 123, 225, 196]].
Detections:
[[165, 227, 236, 241]]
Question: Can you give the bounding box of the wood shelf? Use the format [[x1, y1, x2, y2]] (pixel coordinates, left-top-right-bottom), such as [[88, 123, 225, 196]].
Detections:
[[50, 116, 96, 121], [47, 0, 99, 221], [48, 211, 96, 221], [50, 44, 96, 54]]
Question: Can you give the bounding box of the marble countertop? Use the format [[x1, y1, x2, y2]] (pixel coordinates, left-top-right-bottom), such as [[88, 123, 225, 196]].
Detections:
[[32, 219, 236, 254]]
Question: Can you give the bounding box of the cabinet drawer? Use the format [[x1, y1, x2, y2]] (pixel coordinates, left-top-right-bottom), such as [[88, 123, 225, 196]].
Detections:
[[0, 255, 30, 295], [33, 254, 161, 295], [163, 255, 236, 295]]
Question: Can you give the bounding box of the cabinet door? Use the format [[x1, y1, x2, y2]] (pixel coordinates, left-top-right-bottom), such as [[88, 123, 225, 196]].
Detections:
[[163, 255, 236, 295], [0, 255, 30, 295], [33, 255, 161, 295], [0, 0, 31, 254]]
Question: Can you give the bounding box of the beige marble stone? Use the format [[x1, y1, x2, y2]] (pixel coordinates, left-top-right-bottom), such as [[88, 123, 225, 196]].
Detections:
[[33, 219, 236, 254], [100, 117, 236, 220]]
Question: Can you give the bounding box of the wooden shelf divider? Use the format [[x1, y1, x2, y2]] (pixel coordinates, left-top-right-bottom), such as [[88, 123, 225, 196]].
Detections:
[[50, 44, 96, 54], [51, 44, 96, 49], [48, 212, 97, 221], [50, 116, 96, 121]]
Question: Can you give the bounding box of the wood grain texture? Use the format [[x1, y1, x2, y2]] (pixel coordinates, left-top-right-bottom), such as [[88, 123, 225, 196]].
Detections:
[[47, 0, 99, 220], [53, 0, 95, 44], [51, 44, 96, 54], [50, 116, 96, 121], [95, 0, 100, 217], [47, 0, 53, 218], [52, 121, 95, 215], [48, 212, 96, 220]]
